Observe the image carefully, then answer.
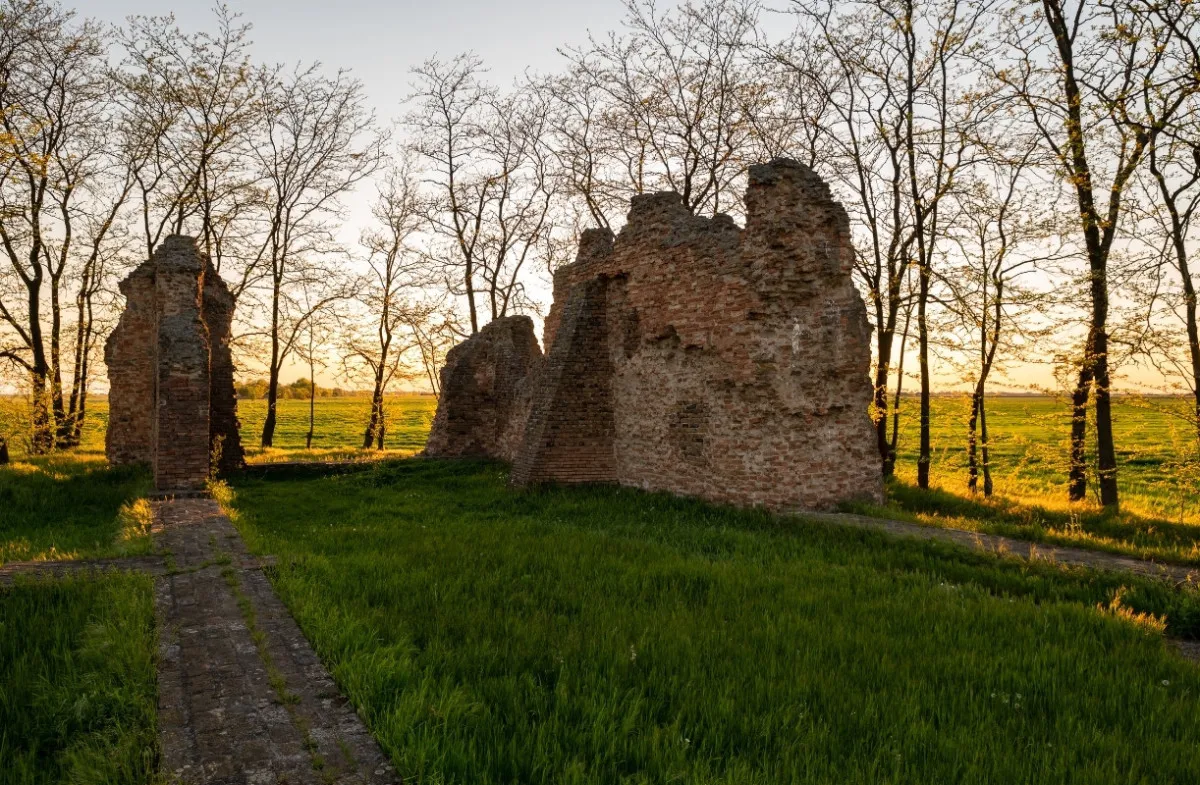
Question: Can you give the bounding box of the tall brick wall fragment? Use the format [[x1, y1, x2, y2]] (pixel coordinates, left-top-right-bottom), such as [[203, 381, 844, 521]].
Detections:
[[105, 235, 245, 491], [425, 315, 543, 462], [431, 158, 882, 511], [511, 277, 618, 486], [104, 261, 157, 465], [151, 237, 211, 492], [203, 261, 245, 473]]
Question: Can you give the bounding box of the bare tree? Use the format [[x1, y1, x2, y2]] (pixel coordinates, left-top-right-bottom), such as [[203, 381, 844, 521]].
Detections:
[[780, 0, 992, 487], [408, 56, 556, 332], [941, 144, 1062, 494], [248, 63, 384, 447], [352, 159, 428, 449], [553, 0, 787, 225], [1134, 2, 1200, 446], [0, 0, 132, 452], [115, 4, 260, 271]]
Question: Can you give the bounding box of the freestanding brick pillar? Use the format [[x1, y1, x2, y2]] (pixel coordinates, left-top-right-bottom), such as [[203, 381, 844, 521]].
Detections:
[[105, 235, 244, 492]]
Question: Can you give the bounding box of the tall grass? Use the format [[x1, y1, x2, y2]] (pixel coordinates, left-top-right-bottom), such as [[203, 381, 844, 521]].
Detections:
[[0, 572, 158, 785], [223, 459, 1200, 784]]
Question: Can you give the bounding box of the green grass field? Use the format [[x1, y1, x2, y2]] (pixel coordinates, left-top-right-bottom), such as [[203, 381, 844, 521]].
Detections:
[[0, 572, 158, 785], [4, 393, 1200, 781], [219, 460, 1200, 784], [888, 395, 1200, 522]]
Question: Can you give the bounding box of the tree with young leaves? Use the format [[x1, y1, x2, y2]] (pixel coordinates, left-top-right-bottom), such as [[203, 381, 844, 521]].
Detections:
[[0, 0, 134, 452], [992, 0, 1200, 508]]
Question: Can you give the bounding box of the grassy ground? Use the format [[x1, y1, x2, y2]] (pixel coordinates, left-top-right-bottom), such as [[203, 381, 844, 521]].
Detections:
[[846, 396, 1200, 565], [0, 456, 152, 567], [889, 395, 1200, 523], [0, 572, 158, 785], [220, 459, 1200, 785]]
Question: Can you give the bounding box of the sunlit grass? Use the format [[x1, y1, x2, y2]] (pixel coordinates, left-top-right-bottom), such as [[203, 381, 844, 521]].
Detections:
[[222, 458, 1200, 784], [0, 456, 151, 567]]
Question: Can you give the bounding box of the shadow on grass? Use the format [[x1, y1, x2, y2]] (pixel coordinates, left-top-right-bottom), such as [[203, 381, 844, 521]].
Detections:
[[0, 455, 151, 565], [843, 478, 1200, 566]]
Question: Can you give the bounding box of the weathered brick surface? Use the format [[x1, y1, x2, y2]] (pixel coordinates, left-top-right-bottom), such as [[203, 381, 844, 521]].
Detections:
[[429, 160, 880, 509], [104, 263, 156, 465], [510, 278, 617, 485], [202, 267, 245, 473], [425, 315, 543, 462], [514, 158, 883, 510], [105, 235, 245, 491]]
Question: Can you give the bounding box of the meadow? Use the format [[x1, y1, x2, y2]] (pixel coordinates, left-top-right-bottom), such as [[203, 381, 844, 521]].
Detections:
[[4, 392, 1200, 782], [218, 459, 1200, 784], [0, 572, 158, 785]]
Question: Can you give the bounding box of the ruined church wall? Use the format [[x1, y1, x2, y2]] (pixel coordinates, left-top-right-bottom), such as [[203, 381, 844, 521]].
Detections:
[[104, 265, 156, 465], [424, 315, 543, 462], [527, 159, 882, 510]]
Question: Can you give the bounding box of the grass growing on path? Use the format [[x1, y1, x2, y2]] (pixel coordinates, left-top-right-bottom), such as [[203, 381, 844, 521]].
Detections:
[[0, 572, 158, 785], [224, 459, 1200, 785]]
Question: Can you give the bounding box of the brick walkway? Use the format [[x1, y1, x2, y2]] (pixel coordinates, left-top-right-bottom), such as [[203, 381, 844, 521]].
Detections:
[[154, 498, 397, 784], [2, 498, 398, 784]]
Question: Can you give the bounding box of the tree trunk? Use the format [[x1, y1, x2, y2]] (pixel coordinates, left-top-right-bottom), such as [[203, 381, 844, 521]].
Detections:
[[262, 362, 279, 449], [980, 401, 993, 496], [363, 370, 386, 450], [888, 304, 913, 469], [916, 262, 932, 490], [0, 436, 8, 464], [261, 286, 282, 448], [1068, 337, 1094, 502], [874, 326, 895, 476], [967, 386, 982, 494], [1093, 331, 1119, 508], [306, 366, 316, 450]]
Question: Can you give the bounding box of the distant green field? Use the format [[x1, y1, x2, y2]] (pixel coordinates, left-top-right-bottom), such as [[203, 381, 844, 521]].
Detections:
[[3, 393, 1198, 562], [889, 395, 1200, 521], [0, 395, 438, 463]]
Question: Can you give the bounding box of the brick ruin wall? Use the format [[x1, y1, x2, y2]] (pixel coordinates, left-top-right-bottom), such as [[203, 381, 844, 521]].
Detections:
[[424, 315, 543, 462], [430, 158, 883, 511], [105, 235, 244, 491]]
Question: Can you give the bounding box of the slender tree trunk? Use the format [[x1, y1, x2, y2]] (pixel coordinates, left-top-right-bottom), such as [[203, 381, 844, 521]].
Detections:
[[261, 284, 282, 448], [363, 370, 386, 450], [874, 325, 895, 476], [888, 304, 913, 467], [1093, 330, 1119, 508], [967, 387, 981, 494], [1068, 335, 1095, 502], [0, 435, 8, 464], [916, 261, 932, 489], [262, 363, 279, 449], [980, 401, 993, 496], [306, 358, 316, 450]]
